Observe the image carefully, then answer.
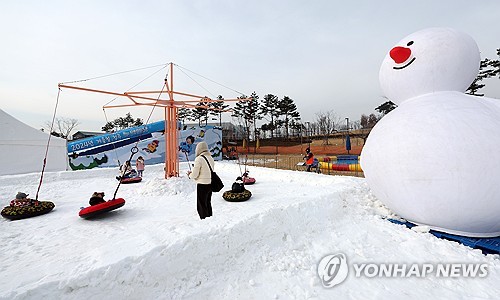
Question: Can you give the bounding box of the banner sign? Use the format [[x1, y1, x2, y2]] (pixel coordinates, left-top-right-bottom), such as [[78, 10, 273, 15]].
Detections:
[[67, 123, 222, 171], [67, 121, 165, 153]]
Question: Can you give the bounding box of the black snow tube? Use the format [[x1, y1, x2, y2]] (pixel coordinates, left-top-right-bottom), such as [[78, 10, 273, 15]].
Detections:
[[222, 190, 252, 202], [1, 201, 55, 220]]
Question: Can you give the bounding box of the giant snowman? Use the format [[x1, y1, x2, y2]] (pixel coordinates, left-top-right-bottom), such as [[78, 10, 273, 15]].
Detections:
[[361, 28, 500, 237]]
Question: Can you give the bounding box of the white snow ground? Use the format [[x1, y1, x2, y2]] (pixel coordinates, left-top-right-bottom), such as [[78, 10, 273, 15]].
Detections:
[[1, 161, 499, 299]]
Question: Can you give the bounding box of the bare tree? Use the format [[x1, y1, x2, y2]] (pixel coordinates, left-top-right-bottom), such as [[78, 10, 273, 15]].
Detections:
[[309, 122, 318, 137], [44, 117, 80, 140], [351, 120, 361, 130], [360, 113, 379, 129], [314, 110, 341, 145], [358, 113, 380, 145]]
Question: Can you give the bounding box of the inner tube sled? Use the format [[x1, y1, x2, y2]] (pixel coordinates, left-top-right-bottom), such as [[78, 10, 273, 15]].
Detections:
[[241, 172, 255, 185], [1, 201, 55, 220], [79, 198, 126, 219], [242, 176, 256, 185], [117, 176, 142, 184], [222, 190, 252, 202]]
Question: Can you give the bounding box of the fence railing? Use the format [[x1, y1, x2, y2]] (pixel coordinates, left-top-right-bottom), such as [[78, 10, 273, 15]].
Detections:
[[234, 154, 364, 177]]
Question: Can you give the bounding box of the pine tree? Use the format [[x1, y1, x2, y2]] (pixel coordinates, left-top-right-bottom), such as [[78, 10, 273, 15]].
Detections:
[[191, 100, 210, 126], [209, 95, 230, 127], [466, 48, 500, 96], [231, 92, 261, 141], [278, 96, 301, 139], [259, 94, 280, 138], [102, 113, 143, 132]]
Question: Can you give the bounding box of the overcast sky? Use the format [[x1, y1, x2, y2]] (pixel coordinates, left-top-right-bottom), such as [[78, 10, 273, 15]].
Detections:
[[1, 0, 500, 132]]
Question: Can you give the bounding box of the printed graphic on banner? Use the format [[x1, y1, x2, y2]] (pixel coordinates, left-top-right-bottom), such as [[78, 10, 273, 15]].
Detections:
[[178, 125, 223, 162], [67, 123, 222, 170]]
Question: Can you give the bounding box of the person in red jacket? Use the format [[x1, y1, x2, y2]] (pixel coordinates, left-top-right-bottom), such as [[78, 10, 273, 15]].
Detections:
[[304, 147, 314, 172]]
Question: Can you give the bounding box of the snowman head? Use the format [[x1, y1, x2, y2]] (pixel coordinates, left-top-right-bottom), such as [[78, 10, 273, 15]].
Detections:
[[379, 28, 480, 104]]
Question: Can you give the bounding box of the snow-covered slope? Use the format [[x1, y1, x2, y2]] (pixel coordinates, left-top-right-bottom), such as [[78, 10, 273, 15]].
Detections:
[[1, 162, 499, 299]]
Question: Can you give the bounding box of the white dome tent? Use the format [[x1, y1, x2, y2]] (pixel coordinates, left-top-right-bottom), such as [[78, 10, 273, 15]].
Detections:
[[0, 109, 67, 175]]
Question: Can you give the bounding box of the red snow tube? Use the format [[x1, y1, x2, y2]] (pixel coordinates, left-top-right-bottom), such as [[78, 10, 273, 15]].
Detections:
[[120, 177, 142, 184], [242, 177, 256, 185], [79, 198, 126, 219]]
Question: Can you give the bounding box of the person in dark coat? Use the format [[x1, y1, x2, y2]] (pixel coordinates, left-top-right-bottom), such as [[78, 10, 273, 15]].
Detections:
[[89, 192, 106, 206], [231, 177, 245, 193]]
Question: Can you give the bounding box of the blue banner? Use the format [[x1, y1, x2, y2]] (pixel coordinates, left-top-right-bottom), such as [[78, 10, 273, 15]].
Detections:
[[67, 124, 222, 171], [67, 120, 165, 153]]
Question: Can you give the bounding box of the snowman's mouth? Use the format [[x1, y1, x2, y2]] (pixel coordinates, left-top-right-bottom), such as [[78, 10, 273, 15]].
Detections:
[[393, 57, 416, 70]]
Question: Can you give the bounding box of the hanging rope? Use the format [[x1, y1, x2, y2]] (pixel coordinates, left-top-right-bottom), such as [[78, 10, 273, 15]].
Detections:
[[230, 115, 245, 177], [103, 64, 168, 107], [113, 146, 139, 200], [244, 141, 250, 175], [177, 67, 218, 99], [111, 73, 168, 199], [60, 63, 168, 85], [35, 88, 61, 201], [237, 153, 243, 177], [175, 63, 247, 96]]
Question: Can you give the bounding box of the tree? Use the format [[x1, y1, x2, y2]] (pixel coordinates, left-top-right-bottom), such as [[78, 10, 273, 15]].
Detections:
[[466, 48, 500, 96], [231, 95, 250, 141], [368, 113, 379, 127], [360, 114, 379, 129], [358, 113, 379, 146], [209, 95, 230, 127], [102, 113, 143, 132], [309, 122, 318, 137], [360, 114, 368, 129], [259, 94, 280, 138], [351, 120, 361, 130], [375, 100, 397, 115], [260, 123, 271, 138], [45, 117, 80, 140], [277, 96, 301, 139], [315, 110, 340, 145], [289, 119, 303, 138], [248, 92, 262, 141], [231, 92, 261, 141], [191, 100, 210, 126]]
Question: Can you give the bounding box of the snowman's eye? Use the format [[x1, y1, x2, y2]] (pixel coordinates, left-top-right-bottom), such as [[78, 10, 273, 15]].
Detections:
[[407, 41, 414, 46]]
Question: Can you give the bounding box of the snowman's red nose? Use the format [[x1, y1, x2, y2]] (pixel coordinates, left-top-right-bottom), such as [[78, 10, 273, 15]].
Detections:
[[390, 46, 411, 64]]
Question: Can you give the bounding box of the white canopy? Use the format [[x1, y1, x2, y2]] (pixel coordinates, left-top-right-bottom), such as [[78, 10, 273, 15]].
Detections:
[[0, 109, 67, 175]]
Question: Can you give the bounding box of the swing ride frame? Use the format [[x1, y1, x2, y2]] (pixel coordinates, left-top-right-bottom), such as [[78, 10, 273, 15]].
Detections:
[[59, 62, 247, 179]]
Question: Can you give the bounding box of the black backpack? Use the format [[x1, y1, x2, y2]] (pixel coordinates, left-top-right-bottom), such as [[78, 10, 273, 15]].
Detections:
[[201, 155, 224, 192]]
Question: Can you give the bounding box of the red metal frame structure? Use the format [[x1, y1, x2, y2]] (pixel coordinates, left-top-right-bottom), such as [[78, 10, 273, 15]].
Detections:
[[59, 63, 246, 178]]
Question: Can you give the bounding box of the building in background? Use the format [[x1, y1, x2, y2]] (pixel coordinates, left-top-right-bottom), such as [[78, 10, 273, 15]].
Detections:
[[72, 131, 104, 141]]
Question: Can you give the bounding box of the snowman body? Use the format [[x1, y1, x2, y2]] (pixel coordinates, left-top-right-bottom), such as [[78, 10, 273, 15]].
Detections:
[[361, 28, 500, 237]]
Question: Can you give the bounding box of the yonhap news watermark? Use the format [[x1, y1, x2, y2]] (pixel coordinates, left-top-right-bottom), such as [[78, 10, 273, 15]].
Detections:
[[317, 253, 489, 288]]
